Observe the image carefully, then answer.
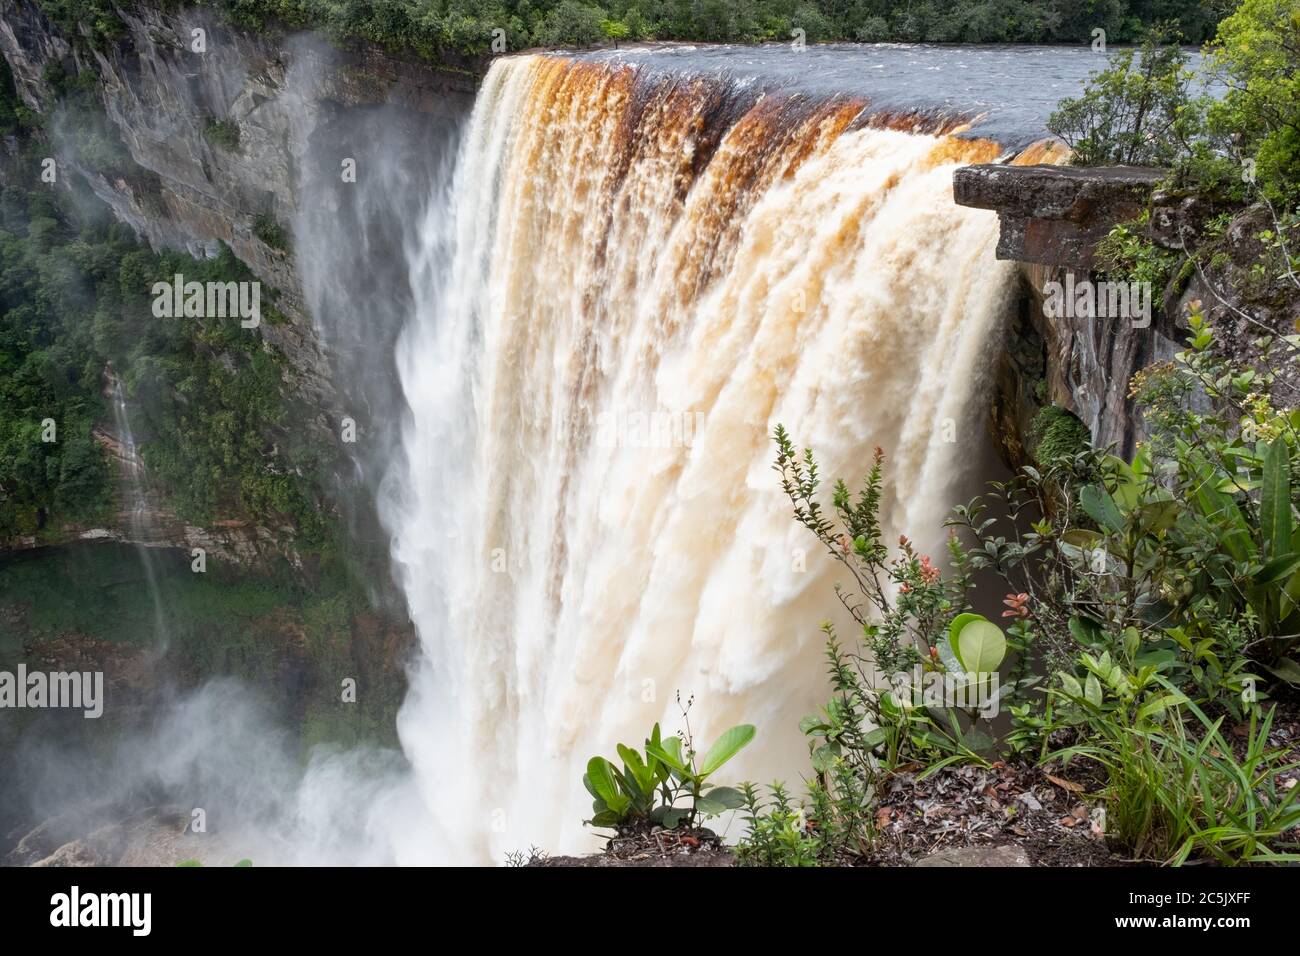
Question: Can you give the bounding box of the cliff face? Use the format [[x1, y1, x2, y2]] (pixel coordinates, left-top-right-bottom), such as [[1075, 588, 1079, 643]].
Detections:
[[955, 163, 1184, 464], [1, 0, 477, 398], [0, 0, 478, 558]]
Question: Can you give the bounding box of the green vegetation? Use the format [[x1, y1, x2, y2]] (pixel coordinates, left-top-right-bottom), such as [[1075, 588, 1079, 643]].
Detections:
[[0, 542, 406, 751], [583, 712, 753, 832], [726, 299, 1300, 866], [1047, 33, 1201, 168], [202, 116, 242, 151], [1030, 404, 1092, 466], [1051, 0, 1300, 208], [252, 211, 292, 252], [0, 74, 334, 547], [40, 0, 1226, 60]]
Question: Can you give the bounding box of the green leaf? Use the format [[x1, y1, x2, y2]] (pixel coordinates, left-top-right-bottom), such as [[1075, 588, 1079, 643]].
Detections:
[[698, 724, 756, 777], [1068, 615, 1102, 647], [694, 795, 726, 817], [585, 757, 626, 811], [589, 810, 623, 828], [661, 808, 687, 829], [799, 714, 828, 735], [948, 612, 986, 647], [1137, 693, 1185, 721], [1062, 529, 1104, 548], [811, 743, 840, 772], [1084, 673, 1103, 707], [862, 727, 888, 749], [1260, 439, 1293, 559], [1258, 552, 1300, 585], [955, 619, 1007, 674], [1080, 484, 1124, 532], [703, 786, 746, 810], [646, 735, 687, 774], [1265, 658, 1300, 687]]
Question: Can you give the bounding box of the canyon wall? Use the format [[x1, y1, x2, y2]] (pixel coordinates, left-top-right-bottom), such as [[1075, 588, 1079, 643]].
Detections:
[[0, 0, 478, 558]]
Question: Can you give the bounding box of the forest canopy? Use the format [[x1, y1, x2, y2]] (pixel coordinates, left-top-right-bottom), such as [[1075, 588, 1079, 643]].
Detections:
[[37, 0, 1232, 58]]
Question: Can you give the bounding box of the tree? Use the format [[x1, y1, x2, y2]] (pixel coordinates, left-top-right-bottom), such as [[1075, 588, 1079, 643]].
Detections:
[[1047, 32, 1202, 167], [1206, 0, 1300, 203], [536, 0, 608, 46]]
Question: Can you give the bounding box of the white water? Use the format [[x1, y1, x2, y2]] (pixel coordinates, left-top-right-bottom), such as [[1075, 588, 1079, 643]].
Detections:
[[109, 377, 169, 644], [377, 55, 1019, 863]]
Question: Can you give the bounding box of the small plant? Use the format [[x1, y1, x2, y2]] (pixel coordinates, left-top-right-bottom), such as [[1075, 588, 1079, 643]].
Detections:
[[253, 212, 292, 253], [203, 116, 241, 151], [734, 782, 820, 867], [1030, 405, 1093, 468], [503, 846, 547, 867], [583, 704, 753, 833]]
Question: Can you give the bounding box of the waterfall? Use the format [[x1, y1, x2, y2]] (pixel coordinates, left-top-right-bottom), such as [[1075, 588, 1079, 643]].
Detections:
[[374, 53, 1019, 863], [379, 55, 1019, 863], [108, 376, 169, 644]]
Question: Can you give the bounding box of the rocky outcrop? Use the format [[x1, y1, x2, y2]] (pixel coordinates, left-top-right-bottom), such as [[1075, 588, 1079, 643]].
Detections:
[[956, 163, 1179, 463], [959, 162, 1297, 465], [955, 164, 1165, 269]]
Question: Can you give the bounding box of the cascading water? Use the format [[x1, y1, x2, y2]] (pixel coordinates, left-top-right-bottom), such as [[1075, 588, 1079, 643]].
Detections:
[[108, 376, 169, 643], [378, 54, 1021, 862]]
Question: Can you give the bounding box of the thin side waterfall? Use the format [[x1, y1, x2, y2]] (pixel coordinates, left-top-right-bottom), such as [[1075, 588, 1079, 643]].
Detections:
[[109, 376, 170, 644], [377, 54, 1020, 862]]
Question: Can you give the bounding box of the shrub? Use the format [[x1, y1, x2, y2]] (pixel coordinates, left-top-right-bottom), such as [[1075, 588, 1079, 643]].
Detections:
[[203, 117, 241, 151], [1047, 32, 1202, 168]]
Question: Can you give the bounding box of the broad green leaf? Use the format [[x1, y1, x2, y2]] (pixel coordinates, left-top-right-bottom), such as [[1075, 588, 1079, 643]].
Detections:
[[955, 619, 1007, 674], [948, 612, 985, 646], [1062, 528, 1104, 548], [1080, 484, 1124, 533], [1258, 552, 1300, 585], [694, 795, 726, 817], [698, 724, 756, 777], [646, 735, 687, 773], [1265, 657, 1300, 687], [586, 756, 623, 809], [1084, 672, 1103, 707], [862, 727, 888, 749], [811, 743, 840, 772], [661, 808, 687, 829], [799, 714, 828, 735], [703, 786, 746, 810], [1260, 439, 1293, 559], [1068, 615, 1102, 647]]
